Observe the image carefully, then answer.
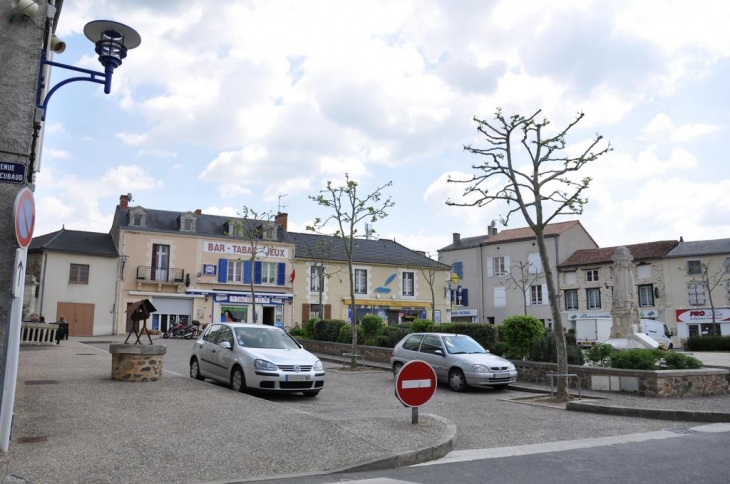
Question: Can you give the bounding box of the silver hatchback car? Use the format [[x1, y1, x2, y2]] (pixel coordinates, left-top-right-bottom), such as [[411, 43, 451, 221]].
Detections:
[[390, 332, 517, 392], [190, 323, 325, 397]]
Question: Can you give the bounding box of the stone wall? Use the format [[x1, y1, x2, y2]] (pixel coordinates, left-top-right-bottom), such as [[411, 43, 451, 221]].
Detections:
[[514, 360, 729, 398], [298, 340, 393, 364]]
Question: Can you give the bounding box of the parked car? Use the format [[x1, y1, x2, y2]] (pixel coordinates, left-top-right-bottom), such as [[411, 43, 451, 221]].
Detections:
[[190, 323, 325, 397], [390, 332, 517, 392]]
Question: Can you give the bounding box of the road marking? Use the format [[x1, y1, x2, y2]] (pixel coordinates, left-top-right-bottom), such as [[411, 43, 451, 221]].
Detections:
[[401, 379, 432, 389], [413, 425, 730, 466]]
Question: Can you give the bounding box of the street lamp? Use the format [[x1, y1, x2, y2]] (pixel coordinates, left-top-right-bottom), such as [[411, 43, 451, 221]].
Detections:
[[35, 20, 141, 122]]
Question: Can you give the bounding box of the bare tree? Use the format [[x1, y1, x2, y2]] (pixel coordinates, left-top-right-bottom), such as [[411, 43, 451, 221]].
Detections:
[[229, 207, 278, 324], [308, 174, 394, 367], [504, 261, 544, 316], [447, 108, 611, 400], [686, 261, 730, 335]]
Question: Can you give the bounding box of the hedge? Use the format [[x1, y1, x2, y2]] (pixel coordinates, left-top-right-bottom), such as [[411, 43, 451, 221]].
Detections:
[[685, 335, 730, 352]]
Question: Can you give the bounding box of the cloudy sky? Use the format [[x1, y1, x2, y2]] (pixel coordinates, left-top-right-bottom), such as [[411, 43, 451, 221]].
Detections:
[[37, 0, 730, 257]]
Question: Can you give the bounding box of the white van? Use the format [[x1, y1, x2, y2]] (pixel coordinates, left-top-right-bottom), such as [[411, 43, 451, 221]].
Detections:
[[639, 319, 674, 349]]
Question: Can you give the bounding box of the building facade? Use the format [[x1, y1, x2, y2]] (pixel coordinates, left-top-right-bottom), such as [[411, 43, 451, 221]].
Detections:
[[557, 240, 679, 341], [290, 232, 451, 325], [662, 238, 730, 340], [438, 220, 598, 326], [25, 229, 118, 335], [111, 195, 296, 334]]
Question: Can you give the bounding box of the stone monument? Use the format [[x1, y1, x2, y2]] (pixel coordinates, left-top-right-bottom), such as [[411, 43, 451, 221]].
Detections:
[[604, 246, 657, 349]]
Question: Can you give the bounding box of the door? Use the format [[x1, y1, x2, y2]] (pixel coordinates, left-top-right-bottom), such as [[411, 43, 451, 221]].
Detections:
[[212, 325, 236, 381], [417, 334, 448, 380], [152, 244, 170, 282], [197, 324, 222, 378], [56, 302, 95, 336]]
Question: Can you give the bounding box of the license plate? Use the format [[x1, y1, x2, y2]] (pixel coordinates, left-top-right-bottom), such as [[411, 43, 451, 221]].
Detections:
[[286, 375, 310, 382], [495, 373, 509, 379]]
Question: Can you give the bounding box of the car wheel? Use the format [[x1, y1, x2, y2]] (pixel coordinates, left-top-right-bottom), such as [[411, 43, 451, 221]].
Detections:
[[302, 390, 320, 397], [491, 384, 509, 391], [392, 361, 404, 378], [231, 367, 246, 393], [448, 369, 468, 392], [190, 358, 204, 381]]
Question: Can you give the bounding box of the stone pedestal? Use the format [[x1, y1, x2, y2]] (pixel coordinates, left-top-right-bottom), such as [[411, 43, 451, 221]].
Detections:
[[109, 344, 166, 382]]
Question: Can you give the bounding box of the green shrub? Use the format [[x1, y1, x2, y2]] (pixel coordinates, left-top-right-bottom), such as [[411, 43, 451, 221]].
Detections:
[[436, 323, 455, 333], [663, 352, 703, 369], [375, 335, 391, 347], [337, 324, 364, 344], [361, 314, 384, 344], [527, 331, 584, 365], [411, 319, 434, 333], [289, 327, 306, 338], [304, 318, 319, 338], [492, 341, 508, 357], [585, 343, 615, 367], [609, 349, 659, 370], [380, 325, 410, 347], [500, 315, 546, 359], [313, 319, 347, 342], [685, 335, 730, 352]]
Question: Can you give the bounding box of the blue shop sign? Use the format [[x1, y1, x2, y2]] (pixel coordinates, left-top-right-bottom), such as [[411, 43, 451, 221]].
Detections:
[[202, 264, 217, 276]]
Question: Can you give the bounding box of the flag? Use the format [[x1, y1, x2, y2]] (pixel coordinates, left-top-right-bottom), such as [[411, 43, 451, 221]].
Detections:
[[290, 269, 296, 282]]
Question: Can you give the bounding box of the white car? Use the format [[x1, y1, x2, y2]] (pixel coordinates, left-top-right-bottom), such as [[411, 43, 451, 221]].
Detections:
[[190, 323, 325, 397], [390, 332, 517, 392]]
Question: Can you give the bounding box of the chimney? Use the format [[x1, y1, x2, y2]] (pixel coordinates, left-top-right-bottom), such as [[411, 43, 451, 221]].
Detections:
[[195, 209, 202, 216], [275, 212, 288, 230], [453, 233, 460, 245], [491, 226, 498, 236], [119, 194, 129, 210]]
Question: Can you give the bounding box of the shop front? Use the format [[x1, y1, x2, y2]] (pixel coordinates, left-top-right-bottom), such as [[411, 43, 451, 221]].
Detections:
[[343, 299, 430, 325], [187, 290, 292, 328], [675, 308, 730, 338]]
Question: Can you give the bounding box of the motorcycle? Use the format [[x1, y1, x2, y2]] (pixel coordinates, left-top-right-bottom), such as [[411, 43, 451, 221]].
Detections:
[[163, 322, 195, 339]]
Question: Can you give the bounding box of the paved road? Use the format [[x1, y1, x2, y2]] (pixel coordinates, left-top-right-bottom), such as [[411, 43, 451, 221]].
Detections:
[[84, 337, 701, 452], [254, 423, 730, 484]]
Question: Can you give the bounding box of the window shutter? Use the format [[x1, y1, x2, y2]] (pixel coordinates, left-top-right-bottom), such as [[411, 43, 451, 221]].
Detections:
[[276, 262, 286, 286], [218, 259, 228, 283], [487, 258, 494, 278], [542, 284, 548, 305], [462, 288, 469, 307], [504, 256, 511, 274], [244, 261, 251, 284], [254, 261, 263, 284], [324, 304, 332, 319], [302, 303, 310, 322], [453, 262, 463, 280]]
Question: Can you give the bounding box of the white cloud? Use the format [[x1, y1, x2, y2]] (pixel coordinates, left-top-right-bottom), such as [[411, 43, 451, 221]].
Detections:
[[642, 114, 723, 141], [44, 149, 71, 159], [137, 149, 178, 158]]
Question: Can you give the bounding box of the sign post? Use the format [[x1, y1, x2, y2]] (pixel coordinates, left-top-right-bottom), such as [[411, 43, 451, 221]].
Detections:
[[0, 188, 36, 453], [394, 360, 437, 424]]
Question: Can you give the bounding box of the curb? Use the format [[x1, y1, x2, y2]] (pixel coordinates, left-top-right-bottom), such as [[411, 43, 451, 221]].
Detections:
[[566, 401, 730, 423], [327, 413, 457, 474]]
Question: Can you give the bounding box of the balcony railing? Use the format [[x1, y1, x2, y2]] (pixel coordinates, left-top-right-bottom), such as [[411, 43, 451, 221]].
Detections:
[[136, 266, 185, 284], [21, 323, 58, 345]]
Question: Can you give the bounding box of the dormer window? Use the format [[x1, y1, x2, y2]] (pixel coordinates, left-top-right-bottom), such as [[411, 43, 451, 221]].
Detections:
[[129, 208, 147, 228], [264, 225, 276, 241], [179, 213, 197, 233]]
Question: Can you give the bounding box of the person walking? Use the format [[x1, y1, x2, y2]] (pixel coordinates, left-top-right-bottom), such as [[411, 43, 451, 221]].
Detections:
[[56, 316, 69, 344]]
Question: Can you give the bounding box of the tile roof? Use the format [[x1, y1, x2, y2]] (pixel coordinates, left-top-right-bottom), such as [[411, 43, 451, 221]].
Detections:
[[558, 240, 679, 268], [290, 232, 450, 269], [664, 238, 730, 258], [29, 229, 118, 257], [439, 220, 585, 252]]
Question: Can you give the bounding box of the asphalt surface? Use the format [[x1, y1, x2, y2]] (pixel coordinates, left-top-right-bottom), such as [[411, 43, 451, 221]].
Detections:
[[1, 335, 728, 483]]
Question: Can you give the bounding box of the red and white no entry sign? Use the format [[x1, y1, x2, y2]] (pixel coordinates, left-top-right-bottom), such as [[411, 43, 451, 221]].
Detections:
[[395, 360, 437, 408], [13, 187, 35, 249]]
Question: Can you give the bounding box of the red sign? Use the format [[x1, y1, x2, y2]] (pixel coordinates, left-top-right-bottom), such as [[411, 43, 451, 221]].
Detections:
[[13, 188, 35, 249], [395, 360, 437, 407]]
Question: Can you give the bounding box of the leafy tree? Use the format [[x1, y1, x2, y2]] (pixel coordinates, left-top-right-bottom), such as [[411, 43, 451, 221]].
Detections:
[[504, 260, 544, 316], [500, 315, 545, 359], [307, 173, 394, 367], [448, 108, 611, 400], [228, 207, 278, 324]]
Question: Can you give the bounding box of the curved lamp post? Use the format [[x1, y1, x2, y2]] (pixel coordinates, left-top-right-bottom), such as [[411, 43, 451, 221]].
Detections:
[[35, 20, 141, 122]]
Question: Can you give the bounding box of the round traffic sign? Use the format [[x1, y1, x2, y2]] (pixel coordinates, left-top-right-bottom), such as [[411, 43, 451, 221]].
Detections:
[[395, 360, 437, 407], [14, 187, 35, 249]]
